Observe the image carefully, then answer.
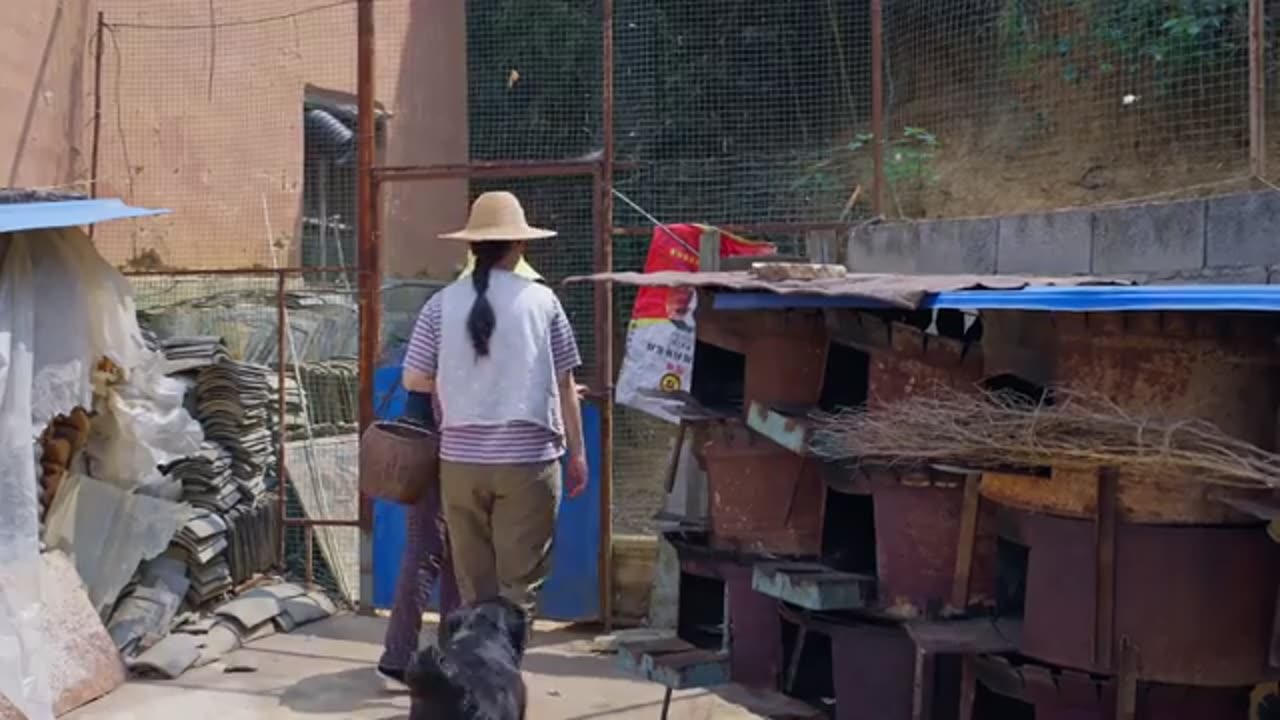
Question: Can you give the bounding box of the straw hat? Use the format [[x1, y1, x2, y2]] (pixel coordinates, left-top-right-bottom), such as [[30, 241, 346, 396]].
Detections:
[[440, 191, 557, 242]]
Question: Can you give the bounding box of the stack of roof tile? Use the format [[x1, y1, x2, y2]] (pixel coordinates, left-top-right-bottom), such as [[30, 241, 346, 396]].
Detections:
[[194, 359, 273, 498], [158, 336, 228, 375]]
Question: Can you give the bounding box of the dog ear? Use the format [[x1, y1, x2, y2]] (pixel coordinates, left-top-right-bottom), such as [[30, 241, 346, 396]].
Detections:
[[405, 645, 464, 702]]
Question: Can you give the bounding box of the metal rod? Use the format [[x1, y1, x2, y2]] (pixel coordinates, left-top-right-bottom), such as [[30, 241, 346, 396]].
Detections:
[[89, 12, 106, 215], [276, 271, 289, 570], [304, 524, 315, 587], [374, 159, 606, 182], [612, 221, 853, 237], [1250, 0, 1267, 180], [122, 265, 355, 277], [598, 0, 617, 633], [282, 518, 361, 527], [89, 11, 104, 202], [869, 0, 886, 216], [355, 0, 378, 615]]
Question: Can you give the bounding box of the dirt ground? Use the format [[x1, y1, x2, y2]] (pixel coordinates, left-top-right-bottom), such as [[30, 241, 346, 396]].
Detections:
[[65, 615, 773, 720]]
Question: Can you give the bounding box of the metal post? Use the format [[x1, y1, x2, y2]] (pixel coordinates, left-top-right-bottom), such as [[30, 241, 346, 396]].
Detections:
[[870, 0, 886, 217], [276, 271, 289, 569], [355, 0, 378, 615], [89, 11, 106, 238], [1249, 0, 1267, 180], [598, 0, 617, 631]]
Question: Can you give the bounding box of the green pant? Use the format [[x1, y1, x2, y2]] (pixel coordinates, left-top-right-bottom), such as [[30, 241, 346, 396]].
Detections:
[[439, 460, 561, 620]]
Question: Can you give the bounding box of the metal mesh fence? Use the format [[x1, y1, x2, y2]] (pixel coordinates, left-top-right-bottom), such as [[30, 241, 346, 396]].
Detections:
[[130, 272, 362, 603], [95, 0, 378, 602], [614, 0, 874, 229], [883, 0, 1255, 219]]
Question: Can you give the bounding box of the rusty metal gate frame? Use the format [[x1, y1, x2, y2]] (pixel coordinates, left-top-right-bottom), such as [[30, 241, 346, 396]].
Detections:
[[354, 0, 618, 622]]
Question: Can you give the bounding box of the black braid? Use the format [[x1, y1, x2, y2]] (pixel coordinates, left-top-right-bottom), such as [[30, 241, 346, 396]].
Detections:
[[466, 241, 514, 357]]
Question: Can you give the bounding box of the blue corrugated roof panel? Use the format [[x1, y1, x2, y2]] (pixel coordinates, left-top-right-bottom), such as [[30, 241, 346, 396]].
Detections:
[[712, 285, 1280, 313], [0, 199, 168, 233]]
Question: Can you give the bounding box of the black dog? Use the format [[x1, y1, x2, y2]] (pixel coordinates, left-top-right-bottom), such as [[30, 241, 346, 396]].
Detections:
[[406, 597, 530, 720]]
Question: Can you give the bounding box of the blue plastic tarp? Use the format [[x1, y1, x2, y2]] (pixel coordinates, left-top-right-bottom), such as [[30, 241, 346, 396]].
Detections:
[[0, 199, 169, 233], [710, 284, 1280, 313]]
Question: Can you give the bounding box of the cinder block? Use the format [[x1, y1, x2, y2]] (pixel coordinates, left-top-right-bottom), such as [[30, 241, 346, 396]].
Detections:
[[847, 222, 919, 273], [1146, 266, 1268, 285], [1206, 191, 1280, 267], [996, 209, 1093, 275], [1092, 199, 1205, 274], [916, 218, 998, 274]]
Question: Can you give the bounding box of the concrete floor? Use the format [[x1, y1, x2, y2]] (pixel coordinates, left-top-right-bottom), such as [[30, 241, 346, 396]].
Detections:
[[65, 615, 775, 720]]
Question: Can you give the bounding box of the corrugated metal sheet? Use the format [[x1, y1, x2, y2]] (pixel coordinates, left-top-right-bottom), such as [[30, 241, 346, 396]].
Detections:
[[0, 199, 168, 233], [565, 270, 1126, 309], [710, 285, 1280, 313]]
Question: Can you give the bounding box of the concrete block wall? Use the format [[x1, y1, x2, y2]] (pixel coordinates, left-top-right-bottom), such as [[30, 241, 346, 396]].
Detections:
[[847, 190, 1280, 283]]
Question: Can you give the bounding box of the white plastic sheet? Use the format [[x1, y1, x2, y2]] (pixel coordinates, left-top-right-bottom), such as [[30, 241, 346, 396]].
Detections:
[[43, 474, 187, 617], [0, 227, 168, 720]]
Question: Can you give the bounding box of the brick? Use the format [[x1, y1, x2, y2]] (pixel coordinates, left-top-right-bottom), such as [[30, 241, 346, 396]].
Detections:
[[915, 217, 998, 274], [1206, 191, 1280, 267], [846, 221, 919, 273], [996, 209, 1092, 275], [1092, 199, 1205, 274]]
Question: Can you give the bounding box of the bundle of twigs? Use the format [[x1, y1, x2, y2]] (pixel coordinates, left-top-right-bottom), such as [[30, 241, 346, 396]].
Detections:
[[809, 384, 1280, 489]]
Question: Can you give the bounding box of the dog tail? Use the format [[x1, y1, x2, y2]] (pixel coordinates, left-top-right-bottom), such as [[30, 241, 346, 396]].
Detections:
[[405, 645, 462, 701]]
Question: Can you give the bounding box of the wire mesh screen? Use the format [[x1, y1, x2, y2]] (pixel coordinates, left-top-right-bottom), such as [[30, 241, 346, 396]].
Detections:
[[884, 0, 1254, 220], [467, 1, 603, 161], [93, 0, 408, 272], [614, 0, 874, 228]]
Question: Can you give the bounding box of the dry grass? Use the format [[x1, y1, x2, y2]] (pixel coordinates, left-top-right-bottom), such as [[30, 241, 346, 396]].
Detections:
[[810, 384, 1280, 489]]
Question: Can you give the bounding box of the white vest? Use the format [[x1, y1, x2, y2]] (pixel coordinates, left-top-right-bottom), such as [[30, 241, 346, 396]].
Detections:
[[436, 270, 563, 436]]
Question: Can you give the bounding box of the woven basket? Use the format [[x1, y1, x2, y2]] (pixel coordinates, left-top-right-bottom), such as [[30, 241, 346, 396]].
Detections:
[[359, 420, 440, 504]]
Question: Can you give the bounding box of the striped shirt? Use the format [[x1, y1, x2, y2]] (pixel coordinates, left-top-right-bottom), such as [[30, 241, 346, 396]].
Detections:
[[404, 289, 582, 464]]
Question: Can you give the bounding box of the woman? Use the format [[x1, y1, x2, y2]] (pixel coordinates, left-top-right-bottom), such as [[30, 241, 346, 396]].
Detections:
[[402, 191, 588, 635]]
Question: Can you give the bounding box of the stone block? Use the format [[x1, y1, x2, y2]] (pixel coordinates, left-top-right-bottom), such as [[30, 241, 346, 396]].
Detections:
[[915, 217, 998, 274], [1145, 266, 1269, 285], [847, 222, 919, 273], [1092, 199, 1205, 274], [996, 209, 1093, 275], [1206, 191, 1280, 267]]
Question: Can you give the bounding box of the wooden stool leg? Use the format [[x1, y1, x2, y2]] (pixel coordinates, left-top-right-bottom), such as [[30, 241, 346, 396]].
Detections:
[[660, 687, 673, 720]]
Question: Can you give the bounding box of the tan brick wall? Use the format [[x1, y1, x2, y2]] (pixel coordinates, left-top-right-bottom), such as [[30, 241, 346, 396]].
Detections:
[[3, 0, 468, 278]]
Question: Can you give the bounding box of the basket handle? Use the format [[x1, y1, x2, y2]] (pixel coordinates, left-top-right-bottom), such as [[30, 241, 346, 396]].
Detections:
[[377, 370, 436, 430]]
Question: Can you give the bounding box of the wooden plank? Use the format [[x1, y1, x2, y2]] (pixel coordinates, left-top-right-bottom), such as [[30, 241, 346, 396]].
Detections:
[[699, 228, 722, 272], [911, 648, 933, 720], [616, 635, 730, 690], [647, 649, 731, 690], [1117, 639, 1139, 720], [950, 472, 982, 611], [1094, 468, 1118, 672], [904, 618, 1021, 655], [1270, 588, 1280, 669], [747, 401, 817, 456], [958, 656, 977, 720], [752, 562, 875, 611], [982, 467, 1273, 525]]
